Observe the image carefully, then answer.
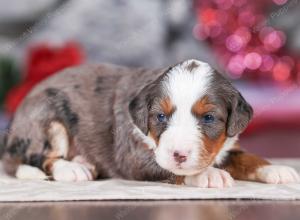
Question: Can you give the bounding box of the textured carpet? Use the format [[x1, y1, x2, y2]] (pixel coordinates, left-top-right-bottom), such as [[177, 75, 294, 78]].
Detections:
[[0, 159, 299, 202]]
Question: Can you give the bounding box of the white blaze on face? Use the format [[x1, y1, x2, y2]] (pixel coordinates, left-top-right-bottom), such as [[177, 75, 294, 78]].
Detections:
[[154, 59, 214, 176]]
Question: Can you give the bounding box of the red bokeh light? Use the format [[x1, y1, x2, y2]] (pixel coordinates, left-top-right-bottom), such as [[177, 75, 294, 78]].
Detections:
[[273, 61, 291, 82]]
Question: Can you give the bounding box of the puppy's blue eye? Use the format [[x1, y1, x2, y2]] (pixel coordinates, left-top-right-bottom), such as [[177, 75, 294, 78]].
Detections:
[[157, 113, 167, 122], [202, 114, 215, 123]]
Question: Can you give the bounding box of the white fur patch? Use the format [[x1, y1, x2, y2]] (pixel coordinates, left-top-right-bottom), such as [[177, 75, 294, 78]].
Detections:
[[251, 165, 300, 184], [52, 159, 93, 182], [16, 165, 47, 180], [155, 59, 214, 175], [162, 60, 213, 108], [132, 126, 157, 150], [214, 136, 238, 165], [184, 167, 234, 188]]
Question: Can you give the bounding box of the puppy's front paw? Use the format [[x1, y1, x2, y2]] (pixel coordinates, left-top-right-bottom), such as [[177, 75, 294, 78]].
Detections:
[[52, 159, 93, 182], [254, 165, 300, 184], [184, 167, 234, 188]]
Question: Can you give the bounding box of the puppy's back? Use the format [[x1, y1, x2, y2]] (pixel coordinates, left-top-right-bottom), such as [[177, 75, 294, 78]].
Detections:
[[3, 64, 126, 177]]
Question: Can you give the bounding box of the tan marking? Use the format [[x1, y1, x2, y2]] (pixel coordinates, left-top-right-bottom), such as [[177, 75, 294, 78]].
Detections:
[[42, 157, 60, 175], [46, 121, 69, 158], [148, 97, 174, 146], [192, 97, 216, 116], [160, 97, 175, 116], [196, 132, 227, 170], [148, 131, 159, 145], [220, 150, 270, 181], [203, 132, 227, 160], [232, 142, 241, 150], [42, 121, 70, 175], [175, 176, 185, 185]]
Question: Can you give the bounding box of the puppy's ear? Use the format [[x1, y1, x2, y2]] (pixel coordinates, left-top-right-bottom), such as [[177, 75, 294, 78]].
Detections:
[[226, 91, 253, 137], [129, 66, 171, 135], [129, 83, 155, 134]]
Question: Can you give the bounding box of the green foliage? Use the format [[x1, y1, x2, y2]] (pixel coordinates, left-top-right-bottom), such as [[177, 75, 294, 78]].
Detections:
[[0, 57, 20, 109]]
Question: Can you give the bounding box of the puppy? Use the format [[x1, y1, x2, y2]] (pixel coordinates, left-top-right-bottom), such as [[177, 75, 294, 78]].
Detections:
[[3, 59, 299, 188]]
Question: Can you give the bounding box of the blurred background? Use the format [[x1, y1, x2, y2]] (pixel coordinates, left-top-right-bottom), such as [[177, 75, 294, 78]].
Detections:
[[0, 0, 299, 158]]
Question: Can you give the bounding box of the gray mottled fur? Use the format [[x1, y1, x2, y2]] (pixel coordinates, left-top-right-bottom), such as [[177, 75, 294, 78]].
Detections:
[[3, 63, 172, 180]]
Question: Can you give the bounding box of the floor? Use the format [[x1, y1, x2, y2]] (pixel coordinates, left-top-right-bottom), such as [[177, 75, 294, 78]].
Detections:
[[1, 200, 300, 220]]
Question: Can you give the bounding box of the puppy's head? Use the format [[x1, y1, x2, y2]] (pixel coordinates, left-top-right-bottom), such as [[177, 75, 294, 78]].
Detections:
[[130, 59, 253, 176]]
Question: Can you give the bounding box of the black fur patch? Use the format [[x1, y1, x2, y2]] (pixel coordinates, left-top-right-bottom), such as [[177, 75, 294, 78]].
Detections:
[[74, 84, 80, 89], [45, 88, 79, 135], [28, 154, 45, 169], [7, 138, 31, 160], [0, 132, 7, 157], [45, 88, 58, 97], [94, 76, 104, 93], [43, 140, 51, 150]]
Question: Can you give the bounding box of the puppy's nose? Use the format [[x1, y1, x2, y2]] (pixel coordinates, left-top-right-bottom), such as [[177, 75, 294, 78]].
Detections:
[[173, 151, 187, 163]]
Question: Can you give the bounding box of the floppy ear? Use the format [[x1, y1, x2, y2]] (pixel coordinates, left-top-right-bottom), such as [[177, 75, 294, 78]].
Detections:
[[129, 68, 169, 135], [226, 91, 253, 137], [129, 83, 155, 135]]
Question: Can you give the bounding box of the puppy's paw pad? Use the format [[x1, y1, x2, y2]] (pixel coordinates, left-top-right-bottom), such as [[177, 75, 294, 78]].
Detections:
[[256, 165, 300, 184], [184, 167, 234, 188], [52, 160, 93, 182]]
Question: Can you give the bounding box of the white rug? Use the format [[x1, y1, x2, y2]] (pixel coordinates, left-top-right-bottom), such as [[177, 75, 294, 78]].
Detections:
[[0, 159, 300, 202]]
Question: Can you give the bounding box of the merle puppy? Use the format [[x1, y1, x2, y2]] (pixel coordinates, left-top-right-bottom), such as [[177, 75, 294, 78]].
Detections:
[[3, 59, 299, 188]]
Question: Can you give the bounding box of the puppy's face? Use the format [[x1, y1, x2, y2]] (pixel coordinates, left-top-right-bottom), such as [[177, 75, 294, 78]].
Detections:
[[131, 60, 252, 176]]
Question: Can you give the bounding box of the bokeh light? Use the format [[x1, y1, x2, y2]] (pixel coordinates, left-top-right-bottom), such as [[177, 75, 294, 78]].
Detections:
[[263, 31, 286, 52], [273, 61, 291, 82], [194, 0, 299, 84], [226, 34, 244, 52], [260, 55, 274, 72], [244, 52, 262, 70], [272, 0, 288, 5], [227, 54, 245, 77]]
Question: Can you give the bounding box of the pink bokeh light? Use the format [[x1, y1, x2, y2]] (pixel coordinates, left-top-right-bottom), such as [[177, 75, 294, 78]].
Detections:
[[194, 0, 298, 83], [227, 54, 245, 78], [263, 31, 286, 52], [260, 55, 274, 72], [226, 34, 244, 52], [244, 52, 262, 70], [272, 0, 288, 5]]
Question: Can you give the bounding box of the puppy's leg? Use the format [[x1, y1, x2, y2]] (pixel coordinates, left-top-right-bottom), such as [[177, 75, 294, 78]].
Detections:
[[3, 138, 48, 180], [219, 150, 300, 184], [13, 120, 69, 181], [43, 121, 96, 182]]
